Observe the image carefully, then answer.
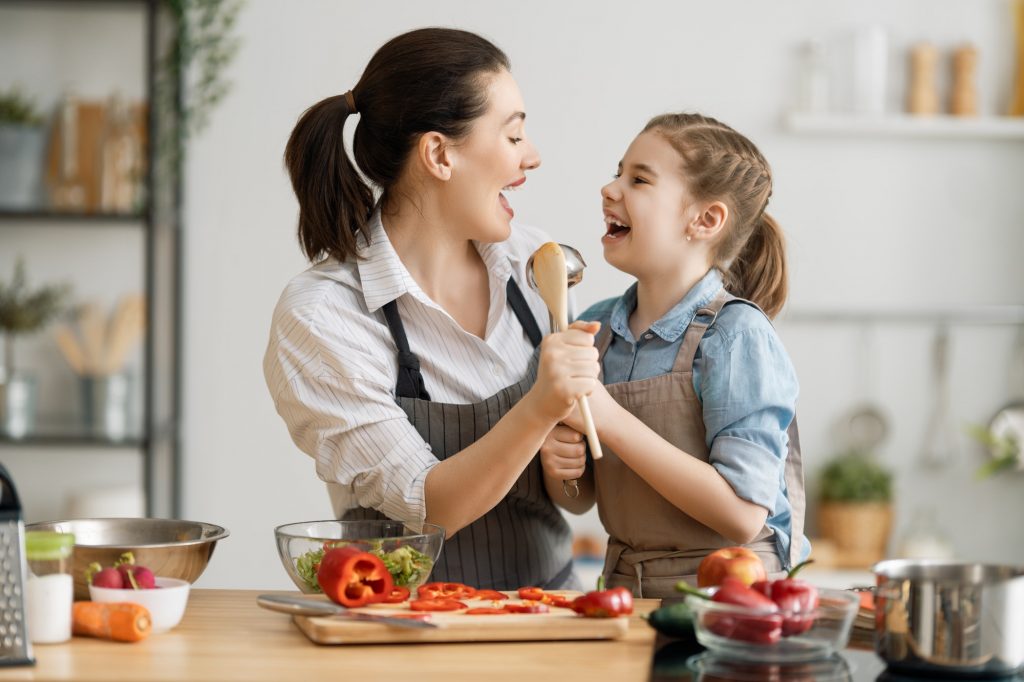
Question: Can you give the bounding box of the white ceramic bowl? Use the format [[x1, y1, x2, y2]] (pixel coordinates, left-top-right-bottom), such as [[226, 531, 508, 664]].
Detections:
[[88, 577, 191, 632]]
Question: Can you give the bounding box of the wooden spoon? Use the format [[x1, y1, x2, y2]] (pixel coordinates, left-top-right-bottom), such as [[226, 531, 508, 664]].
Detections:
[[529, 242, 603, 462]]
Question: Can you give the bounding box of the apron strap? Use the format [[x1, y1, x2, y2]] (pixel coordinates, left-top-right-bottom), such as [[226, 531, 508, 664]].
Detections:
[[383, 277, 543, 400], [506, 277, 543, 349], [672, 288, 734, 374], [382, 299, 432, 401]]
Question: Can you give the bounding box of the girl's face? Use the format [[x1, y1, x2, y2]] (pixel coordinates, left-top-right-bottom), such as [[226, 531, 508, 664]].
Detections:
[[600, 131, 696, 278], [446, 69, 541, 243]]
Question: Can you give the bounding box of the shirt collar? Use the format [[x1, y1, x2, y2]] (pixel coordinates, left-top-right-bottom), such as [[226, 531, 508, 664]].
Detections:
[[355, 210, 519, 313], [610, 268, 724, 344]]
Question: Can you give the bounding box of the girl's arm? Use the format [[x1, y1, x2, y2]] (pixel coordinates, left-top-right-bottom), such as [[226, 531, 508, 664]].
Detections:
[[580, 385, 768, 544], [540, 425, 596, 514]]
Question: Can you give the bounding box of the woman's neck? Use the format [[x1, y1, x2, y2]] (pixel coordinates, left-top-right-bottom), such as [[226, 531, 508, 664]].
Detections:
[[382, 201, 485, 301], [630, 264, 712, 340]]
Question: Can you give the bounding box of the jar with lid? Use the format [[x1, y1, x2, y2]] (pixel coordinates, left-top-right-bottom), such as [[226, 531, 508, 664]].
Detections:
[[25, 531, 74, 644]]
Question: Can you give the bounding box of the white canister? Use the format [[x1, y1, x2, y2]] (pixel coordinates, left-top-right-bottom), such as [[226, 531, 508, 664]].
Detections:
[[25, 531, 74, 644]]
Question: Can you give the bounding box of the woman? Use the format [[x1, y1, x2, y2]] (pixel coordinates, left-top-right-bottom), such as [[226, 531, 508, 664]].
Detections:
[[263, 28, 600, 590]]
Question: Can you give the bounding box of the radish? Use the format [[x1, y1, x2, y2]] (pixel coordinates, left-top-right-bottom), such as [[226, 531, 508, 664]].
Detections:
[[114, 551, 157, 589], [86, 563, 124, 588]]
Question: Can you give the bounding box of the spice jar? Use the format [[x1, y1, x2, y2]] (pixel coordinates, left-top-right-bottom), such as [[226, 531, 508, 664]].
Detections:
[[25, 531, 74, 644]]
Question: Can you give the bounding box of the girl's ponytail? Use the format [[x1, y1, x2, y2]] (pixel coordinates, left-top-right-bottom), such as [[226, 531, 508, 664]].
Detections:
[[284, 94, 373, 263], [724, 211, 788, 319]]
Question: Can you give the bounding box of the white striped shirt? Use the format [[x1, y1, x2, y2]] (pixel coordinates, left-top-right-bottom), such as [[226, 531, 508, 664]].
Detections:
[[263, 212, 556, 523]]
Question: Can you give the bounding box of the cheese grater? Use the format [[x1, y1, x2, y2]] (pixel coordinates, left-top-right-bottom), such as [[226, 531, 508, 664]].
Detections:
[[0, 463, 33, 667]]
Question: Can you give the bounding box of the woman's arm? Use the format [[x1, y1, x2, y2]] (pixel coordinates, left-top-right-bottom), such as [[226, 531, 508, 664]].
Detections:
[[423, 322, 601, 537]]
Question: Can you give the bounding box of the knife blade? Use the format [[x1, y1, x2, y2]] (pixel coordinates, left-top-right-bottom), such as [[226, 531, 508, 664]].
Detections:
[[257, 594, 438, 629]]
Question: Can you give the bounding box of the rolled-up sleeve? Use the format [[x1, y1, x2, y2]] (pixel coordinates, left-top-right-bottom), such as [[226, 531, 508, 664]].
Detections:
[[697, 320, 798, 514], [264, 293, 439, 524]]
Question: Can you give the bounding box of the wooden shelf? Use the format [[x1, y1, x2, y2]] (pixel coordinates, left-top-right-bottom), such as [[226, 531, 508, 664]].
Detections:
[[0, 209, 145, 224], [784, 112, 1024, 140]]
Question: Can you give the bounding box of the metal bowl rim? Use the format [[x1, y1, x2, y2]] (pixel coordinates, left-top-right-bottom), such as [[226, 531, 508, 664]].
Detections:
[[873, 559, 1024, 583], [27, 518, 230, 548]]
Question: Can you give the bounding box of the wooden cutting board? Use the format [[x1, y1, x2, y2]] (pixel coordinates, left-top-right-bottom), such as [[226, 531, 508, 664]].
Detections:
[[293, 591, 629, 645]]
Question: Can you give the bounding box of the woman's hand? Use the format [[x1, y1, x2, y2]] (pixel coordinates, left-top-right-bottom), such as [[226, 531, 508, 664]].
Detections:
[[526, 320, 600, 424], [540, 424, 588, 480]]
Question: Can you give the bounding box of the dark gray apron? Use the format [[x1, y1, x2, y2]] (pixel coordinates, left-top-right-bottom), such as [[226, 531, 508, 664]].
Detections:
[[594, 288, 806, 598], [344, 278, 577, 590]]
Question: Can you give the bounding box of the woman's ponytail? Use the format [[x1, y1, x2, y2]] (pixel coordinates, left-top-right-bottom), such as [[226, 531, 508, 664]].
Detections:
[[284, 94, 374, 263], [723, 211, 788, 319]]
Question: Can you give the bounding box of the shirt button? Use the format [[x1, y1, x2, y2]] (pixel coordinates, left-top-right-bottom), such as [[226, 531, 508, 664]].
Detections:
[[643, 333, 654, 340]]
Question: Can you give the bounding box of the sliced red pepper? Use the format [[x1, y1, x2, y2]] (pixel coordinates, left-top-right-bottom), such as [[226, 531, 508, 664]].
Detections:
[[409, 598, 467, 612], [465, 607, 509, 615], [503, 602, 550, 614], [517, 586, 545, 601], [382, 585, 411, 604], [418, 582, 478, 600], [570, 577, 634, 618], [317, 546, 393, 608], [474, 589, 509, 601], [541, 593, 574, 609]]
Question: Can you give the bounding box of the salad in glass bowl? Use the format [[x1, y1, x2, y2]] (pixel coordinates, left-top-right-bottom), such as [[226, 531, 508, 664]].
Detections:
[[275, 520, 443, 593]]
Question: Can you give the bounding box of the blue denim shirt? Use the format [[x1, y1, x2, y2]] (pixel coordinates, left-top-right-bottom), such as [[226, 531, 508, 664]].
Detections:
[[579, 268, 809, 568]]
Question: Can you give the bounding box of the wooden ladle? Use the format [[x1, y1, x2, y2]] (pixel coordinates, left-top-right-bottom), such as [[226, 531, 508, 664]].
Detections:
[[527, 243, 603, 497]]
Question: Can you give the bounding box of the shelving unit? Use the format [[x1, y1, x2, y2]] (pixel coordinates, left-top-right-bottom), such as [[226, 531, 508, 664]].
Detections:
[[779, 305, 1024, 326], [0, 0, 181, 518], [784, 112, 1024, 140]]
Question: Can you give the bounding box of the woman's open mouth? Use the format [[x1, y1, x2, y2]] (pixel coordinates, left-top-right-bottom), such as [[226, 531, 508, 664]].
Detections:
[[499, 178, 525, 219]]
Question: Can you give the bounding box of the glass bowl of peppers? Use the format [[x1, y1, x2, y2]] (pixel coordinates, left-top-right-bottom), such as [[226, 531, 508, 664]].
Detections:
[[275, 520, 443, 595], [682, 564, 859, 663]]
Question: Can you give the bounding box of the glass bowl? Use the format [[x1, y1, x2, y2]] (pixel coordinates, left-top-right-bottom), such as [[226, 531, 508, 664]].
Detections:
[[89, 577, 191, 632], [685, 586, 859, 663], [274, 520, 444, 594]]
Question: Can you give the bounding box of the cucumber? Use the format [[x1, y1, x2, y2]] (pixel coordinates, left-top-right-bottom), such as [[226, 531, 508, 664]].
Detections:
[[645, 602, 696, 638]]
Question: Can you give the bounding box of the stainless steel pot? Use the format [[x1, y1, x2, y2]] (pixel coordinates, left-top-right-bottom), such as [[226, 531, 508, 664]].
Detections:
[[873, 560, 1024, 677]]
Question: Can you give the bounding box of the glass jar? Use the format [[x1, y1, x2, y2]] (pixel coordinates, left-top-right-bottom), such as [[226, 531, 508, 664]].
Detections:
[[25, 531, 74, 644]]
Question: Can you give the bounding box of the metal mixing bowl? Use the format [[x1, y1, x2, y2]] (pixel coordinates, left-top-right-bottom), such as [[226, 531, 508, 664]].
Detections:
[[28, 517, 229, 600]]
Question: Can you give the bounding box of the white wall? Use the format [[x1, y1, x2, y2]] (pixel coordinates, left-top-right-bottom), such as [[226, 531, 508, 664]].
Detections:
[[6, 1, 1018, 589], [181, 0, 1024, 589]]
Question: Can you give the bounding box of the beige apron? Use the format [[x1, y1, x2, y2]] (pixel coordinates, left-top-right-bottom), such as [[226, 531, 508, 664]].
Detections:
[[594, 289, 806, 599]]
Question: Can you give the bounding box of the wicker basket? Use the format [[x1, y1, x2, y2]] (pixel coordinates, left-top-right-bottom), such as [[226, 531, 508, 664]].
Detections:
[[818, 502, 893, 568]]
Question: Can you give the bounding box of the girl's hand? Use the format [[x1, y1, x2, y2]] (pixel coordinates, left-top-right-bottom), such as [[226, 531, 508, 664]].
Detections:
[[562, 382, 617, 434], [528, 320, 600, 423], [540, 424, 587, 480]]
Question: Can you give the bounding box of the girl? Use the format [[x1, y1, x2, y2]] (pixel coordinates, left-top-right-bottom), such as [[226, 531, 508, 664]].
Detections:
[[264, 28, 600, 590], [540, 113, 807, 598]]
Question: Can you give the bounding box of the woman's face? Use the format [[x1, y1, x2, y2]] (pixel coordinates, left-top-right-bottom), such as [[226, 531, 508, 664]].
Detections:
[[600, 131, 694, 278], [445, 69, 541, 242]]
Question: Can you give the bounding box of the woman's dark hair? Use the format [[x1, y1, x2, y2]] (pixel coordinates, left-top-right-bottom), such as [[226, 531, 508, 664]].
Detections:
[[284, 28, 511, 263]]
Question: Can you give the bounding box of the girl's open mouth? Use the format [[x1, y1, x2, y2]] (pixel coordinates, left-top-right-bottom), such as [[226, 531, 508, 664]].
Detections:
[[603, 215, 631, 240]]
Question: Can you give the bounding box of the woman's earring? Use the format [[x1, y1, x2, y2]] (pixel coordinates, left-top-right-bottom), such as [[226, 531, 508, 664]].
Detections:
[[686, 233, 692, 242]]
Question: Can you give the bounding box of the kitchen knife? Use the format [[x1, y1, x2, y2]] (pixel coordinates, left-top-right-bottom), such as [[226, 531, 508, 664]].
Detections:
[[256, 594, 438, 629]]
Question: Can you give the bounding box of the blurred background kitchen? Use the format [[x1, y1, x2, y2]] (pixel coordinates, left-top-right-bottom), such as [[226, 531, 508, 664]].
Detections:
[[1, 0, 1022, 590]]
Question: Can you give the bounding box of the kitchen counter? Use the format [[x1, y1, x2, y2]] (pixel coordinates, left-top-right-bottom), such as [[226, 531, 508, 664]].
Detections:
[[0, 590, 663, 682]]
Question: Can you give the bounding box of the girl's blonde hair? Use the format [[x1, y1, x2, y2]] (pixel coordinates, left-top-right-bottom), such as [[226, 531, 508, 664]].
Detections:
[[643, 113, 788, 318]]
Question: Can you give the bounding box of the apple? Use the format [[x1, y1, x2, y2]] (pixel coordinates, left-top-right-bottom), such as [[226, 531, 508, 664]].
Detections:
[[697, 547, 767, 588]]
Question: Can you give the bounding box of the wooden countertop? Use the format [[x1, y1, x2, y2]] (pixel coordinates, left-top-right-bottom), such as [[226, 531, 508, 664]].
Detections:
[[2, 590, 662, 682]]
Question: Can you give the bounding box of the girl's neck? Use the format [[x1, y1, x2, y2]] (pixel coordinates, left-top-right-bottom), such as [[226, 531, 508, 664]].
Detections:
[[630, 264, 712, 340], [382, 199, 485, 301]]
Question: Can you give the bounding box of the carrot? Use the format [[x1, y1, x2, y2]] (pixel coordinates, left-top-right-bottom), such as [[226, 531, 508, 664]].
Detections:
[[72, 602, 152, 642]]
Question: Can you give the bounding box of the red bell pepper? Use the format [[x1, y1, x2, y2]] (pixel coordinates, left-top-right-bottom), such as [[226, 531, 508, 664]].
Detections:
[[316, 546, 393, 607], [679, 577, 783, 644], [751, 559, 820, 636], [570, 576, 634, 618]]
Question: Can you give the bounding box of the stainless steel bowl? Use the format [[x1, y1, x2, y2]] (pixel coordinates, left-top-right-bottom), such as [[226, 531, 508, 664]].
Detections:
[[873, 560, 1024, 677], [28, 518, 229, 600]]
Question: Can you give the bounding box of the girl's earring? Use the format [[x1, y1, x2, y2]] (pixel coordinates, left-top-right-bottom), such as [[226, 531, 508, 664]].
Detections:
[[686, 233, 692, 242]]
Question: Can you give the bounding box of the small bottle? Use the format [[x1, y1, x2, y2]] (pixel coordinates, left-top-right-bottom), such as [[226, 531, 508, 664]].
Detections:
[[25, 531, 75, 644], [797, 40, 830, 114]]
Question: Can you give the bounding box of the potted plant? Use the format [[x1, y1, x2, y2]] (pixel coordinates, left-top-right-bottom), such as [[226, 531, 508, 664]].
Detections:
[[817, 449, 894, 568], [0, 258, 70, 438], [0, 87, 47, 209]]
